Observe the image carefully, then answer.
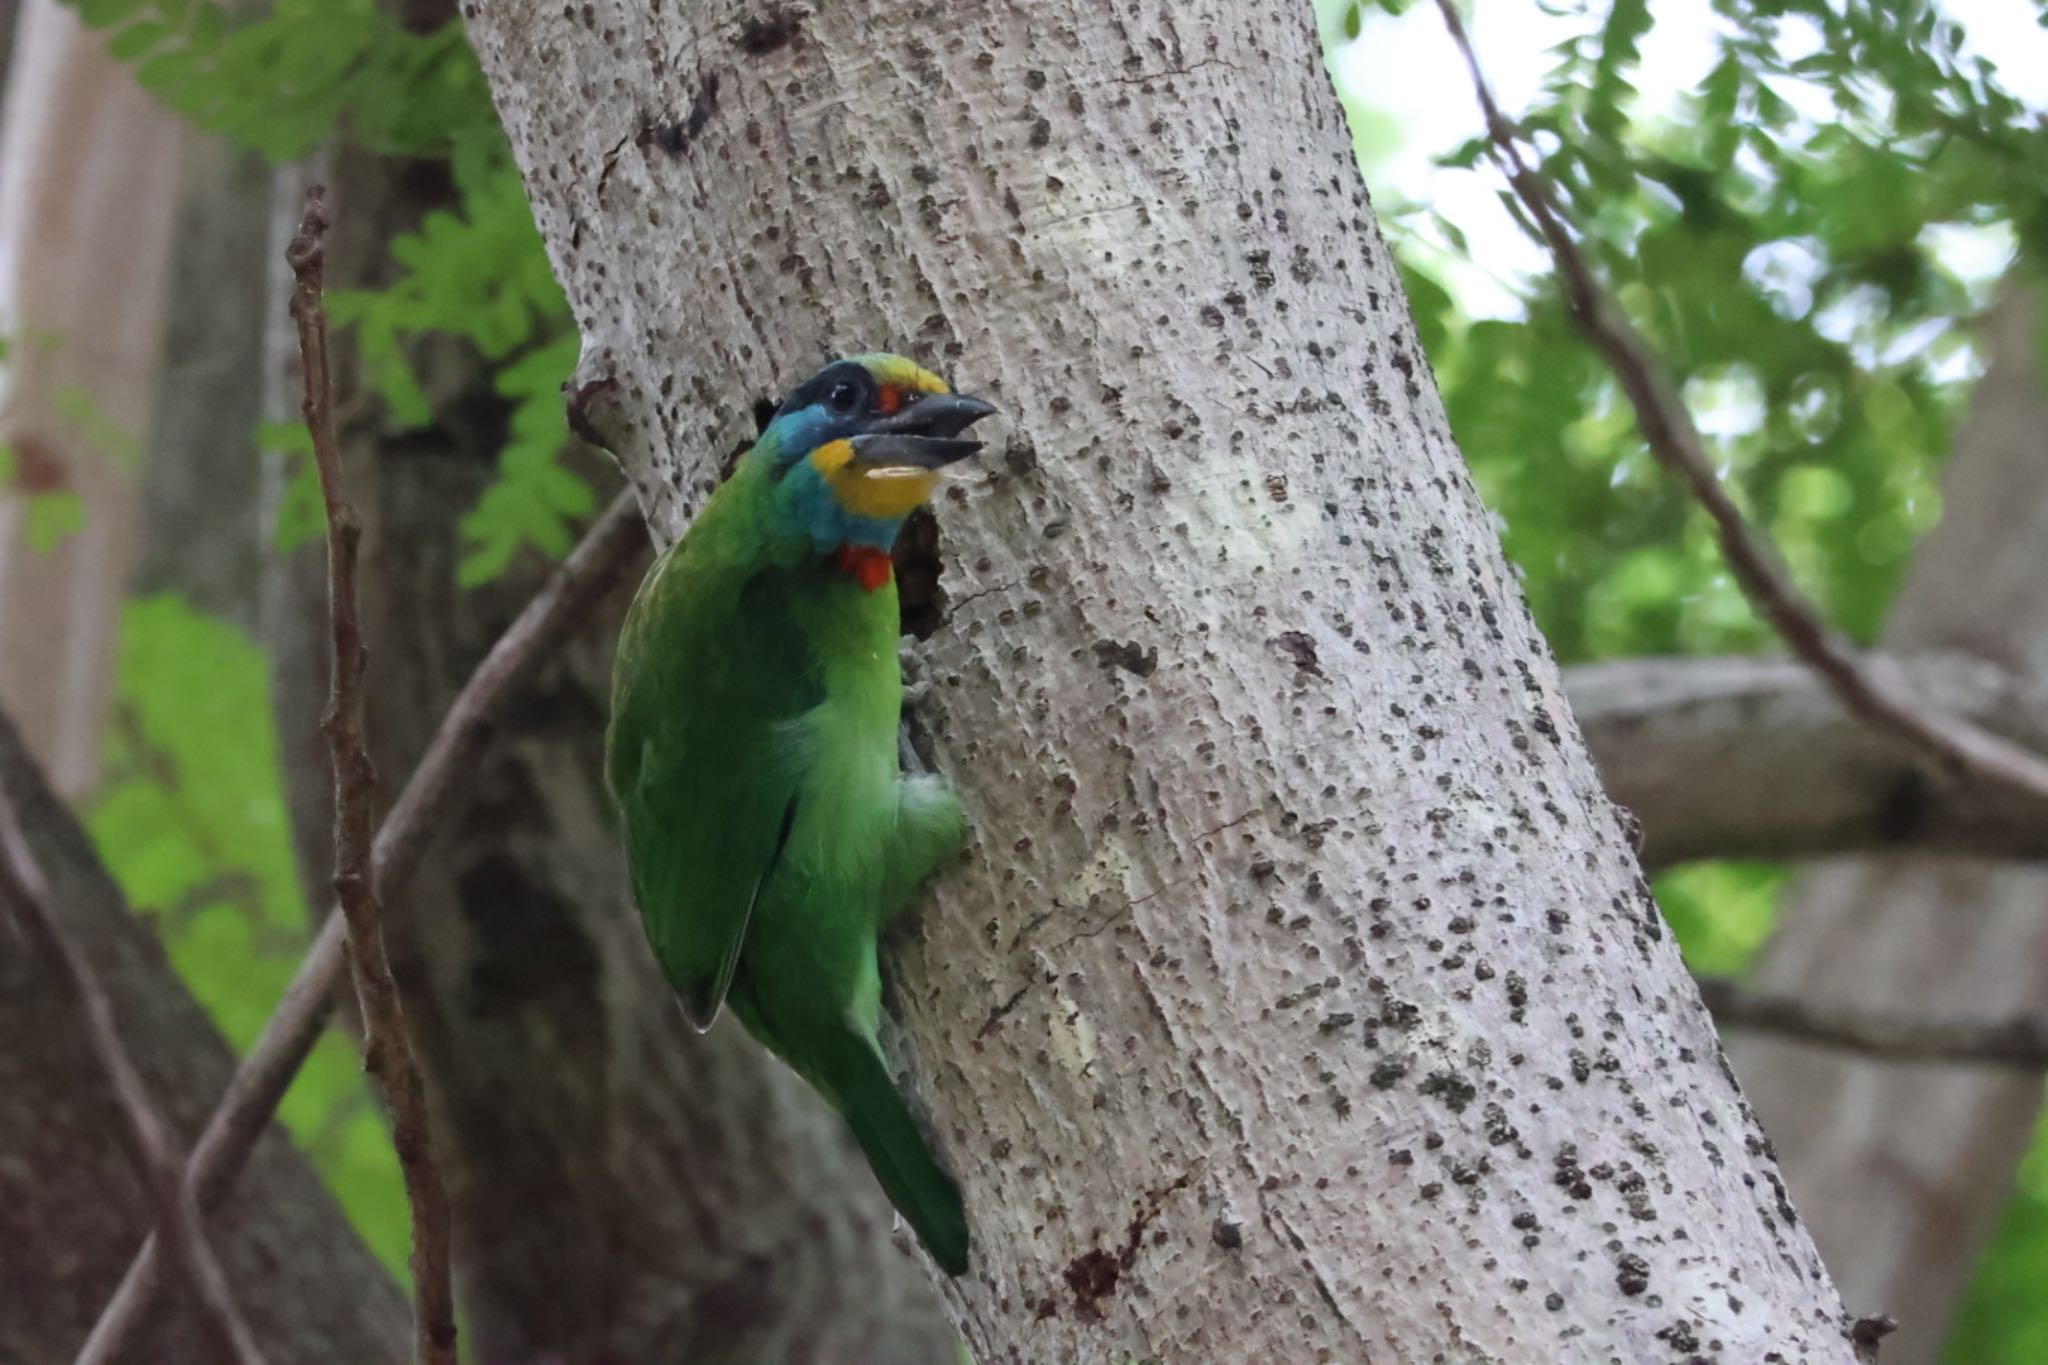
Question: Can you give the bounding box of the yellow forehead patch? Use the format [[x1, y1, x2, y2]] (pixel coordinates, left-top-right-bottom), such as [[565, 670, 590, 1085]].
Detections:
[[849, 352, 950, 397]]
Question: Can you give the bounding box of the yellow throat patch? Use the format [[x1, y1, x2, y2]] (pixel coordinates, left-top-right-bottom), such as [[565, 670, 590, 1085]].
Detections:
[[810, 438, 942, 520]]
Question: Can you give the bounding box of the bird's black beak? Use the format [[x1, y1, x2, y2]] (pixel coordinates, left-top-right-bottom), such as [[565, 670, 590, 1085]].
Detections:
[[850, 392, 997, 468]]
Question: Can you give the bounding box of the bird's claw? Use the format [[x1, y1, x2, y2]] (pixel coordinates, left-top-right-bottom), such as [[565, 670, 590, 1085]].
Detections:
[[899, 643, 942, 772], [900, 640, 935, 710]]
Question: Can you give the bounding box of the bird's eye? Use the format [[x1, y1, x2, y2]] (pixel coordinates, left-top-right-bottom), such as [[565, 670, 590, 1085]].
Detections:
[[827, 381, 860, 411]]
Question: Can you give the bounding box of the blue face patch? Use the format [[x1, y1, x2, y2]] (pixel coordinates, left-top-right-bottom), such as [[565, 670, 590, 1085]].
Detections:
[[762, 361, 879, 473], [775, 454, 907, 553], [762, 404, 844, 475]]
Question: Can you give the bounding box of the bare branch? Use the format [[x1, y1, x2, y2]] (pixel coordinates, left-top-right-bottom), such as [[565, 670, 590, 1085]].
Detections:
[[79, 481, 642, 1365], [1566, 652, 2048, 866], [1698, 978, 2048, 1071], [0, 773, 265, 1365], [287, 185, 457, 1365], [1434, 0, 2048, 806]]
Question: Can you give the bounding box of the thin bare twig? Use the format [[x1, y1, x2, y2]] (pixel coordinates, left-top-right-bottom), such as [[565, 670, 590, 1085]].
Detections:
[[291, 185, 455, 1365], [0, 773, 266, 1365], [1434, 0, 2048, 805], [78, 485, 642, 1365], [1697, 978, 2048, 1071]]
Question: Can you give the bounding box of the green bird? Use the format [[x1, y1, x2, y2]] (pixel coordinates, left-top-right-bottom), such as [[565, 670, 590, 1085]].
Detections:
[[606, 353, 993, 1275]]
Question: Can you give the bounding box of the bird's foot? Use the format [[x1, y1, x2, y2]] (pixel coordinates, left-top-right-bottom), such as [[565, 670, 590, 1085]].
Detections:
[[898, 639, 933, 709], [899, 641, 937, 772]]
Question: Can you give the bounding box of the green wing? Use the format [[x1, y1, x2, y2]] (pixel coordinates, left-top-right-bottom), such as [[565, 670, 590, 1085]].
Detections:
[[607, 539, 818, 1029]]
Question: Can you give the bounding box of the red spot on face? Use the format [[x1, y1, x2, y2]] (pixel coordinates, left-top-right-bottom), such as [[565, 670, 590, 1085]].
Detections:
[[835, 544, 894, 592], [876, 385, 903, 415]]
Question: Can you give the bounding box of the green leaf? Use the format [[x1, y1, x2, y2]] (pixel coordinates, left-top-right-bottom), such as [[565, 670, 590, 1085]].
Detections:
[[455, 536, 513, 587], [187, 0, 228, 49], [275, 456, 325, 552], [107, 18, 173, 59], [74, 0, 147, 25], [252, 420, 324, 551], [133, 46, 202, 98], [54, 384, 143, 469], [1591, 0, 1653, 136], [23, 491, 85, 551], [1655, 863, 1786, 977]]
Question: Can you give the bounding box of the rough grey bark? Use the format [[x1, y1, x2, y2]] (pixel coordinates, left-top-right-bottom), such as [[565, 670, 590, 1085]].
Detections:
[[266, 134, 956, 1362], [0, 706, 405, 1363], [465, 3, 1865, 1359], [1566, 651, 2048, 867], [1728, 284, 2048, 1362]]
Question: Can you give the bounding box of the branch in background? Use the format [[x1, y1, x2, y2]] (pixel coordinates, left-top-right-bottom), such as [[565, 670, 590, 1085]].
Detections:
[[288, 186, 456, 1365], [1566, 652, 2048, 867], [1698, 978, 2048, 1071], [79, 483, 642, 1365], [0, 780, 266, 1365], [1434, 0, 2048, 807]]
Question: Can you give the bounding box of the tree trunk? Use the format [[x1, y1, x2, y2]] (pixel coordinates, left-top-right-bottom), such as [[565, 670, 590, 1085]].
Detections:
[[0, 0, 182, 796], [132, 131, 273, 629], [464, 3, 1865, 1358], [0, 706, 406, 1363], [268, 134, 957, 1362], [1727, 283, 2048, 1362]]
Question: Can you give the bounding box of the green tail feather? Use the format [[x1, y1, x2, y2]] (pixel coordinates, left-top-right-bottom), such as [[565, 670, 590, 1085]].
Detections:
[[819, 1031, 969, 1275]]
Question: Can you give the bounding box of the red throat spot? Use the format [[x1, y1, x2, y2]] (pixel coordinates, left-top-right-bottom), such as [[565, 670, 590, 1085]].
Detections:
[[835, 544, 894, 592]]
